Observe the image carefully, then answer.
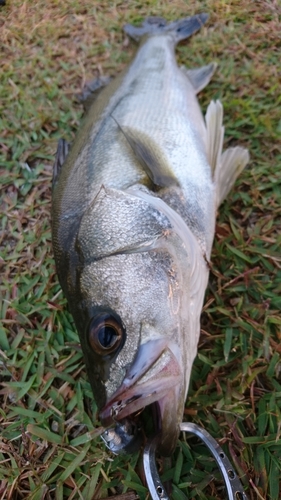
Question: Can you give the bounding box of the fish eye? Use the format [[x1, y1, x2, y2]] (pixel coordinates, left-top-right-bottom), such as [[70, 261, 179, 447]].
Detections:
[[88, 313, 124, 355]]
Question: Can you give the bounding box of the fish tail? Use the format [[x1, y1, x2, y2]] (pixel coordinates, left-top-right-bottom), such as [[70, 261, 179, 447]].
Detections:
[[206, 100, 250, 207], [123, 14, 208, 44]]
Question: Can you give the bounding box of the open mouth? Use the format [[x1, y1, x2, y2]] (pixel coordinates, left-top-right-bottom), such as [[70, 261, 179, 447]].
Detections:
[[99, 338, 183, 455]]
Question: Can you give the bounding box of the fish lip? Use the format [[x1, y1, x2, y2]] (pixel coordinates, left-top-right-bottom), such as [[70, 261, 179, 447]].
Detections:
[[99, 338, 183, 428]]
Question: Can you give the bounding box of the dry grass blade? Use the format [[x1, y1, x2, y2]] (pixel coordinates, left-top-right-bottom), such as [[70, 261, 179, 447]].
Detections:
[[1, 0, 281, 498]]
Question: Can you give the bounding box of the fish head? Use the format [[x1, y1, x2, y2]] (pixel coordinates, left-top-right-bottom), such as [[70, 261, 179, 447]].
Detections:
[[71, 185, 208, 455]]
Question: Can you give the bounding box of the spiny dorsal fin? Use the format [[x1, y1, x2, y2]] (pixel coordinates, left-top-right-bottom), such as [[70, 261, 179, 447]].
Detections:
[[112, 117, 179, 188], [53, 138, 70, 189], [184, 62, 217, 94], [205, 100, 249, 206]]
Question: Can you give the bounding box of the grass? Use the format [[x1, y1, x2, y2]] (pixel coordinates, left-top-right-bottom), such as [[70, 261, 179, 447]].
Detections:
[[0, 0, 281, 498]]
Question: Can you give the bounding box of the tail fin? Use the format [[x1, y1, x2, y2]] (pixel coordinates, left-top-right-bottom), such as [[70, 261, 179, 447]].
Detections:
[[123, 14, 208, 44], [206, 100, 250, 207]]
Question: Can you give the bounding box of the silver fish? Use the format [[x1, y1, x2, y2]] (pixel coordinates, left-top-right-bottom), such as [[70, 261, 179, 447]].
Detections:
[[52, 14, 249, 455]]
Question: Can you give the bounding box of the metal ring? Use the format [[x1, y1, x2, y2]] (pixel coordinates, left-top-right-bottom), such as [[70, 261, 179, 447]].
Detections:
[[143, 434, 169, 500], [143, 423, 249, 500], [180, 423, 248, 500]]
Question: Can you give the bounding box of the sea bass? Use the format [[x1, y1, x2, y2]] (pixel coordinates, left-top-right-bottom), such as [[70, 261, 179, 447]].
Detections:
[[52, 14, 249, 456]]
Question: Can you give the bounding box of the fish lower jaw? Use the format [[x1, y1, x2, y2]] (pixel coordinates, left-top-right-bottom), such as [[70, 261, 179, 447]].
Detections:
[[99, 349, 184, 455], [99, 372, 182, 427], [99, 339, 183, 426], [99, 378, 184, 456]]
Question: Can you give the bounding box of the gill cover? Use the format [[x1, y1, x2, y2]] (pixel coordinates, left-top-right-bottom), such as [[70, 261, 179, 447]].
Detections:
[[76, 186, 180, 408]]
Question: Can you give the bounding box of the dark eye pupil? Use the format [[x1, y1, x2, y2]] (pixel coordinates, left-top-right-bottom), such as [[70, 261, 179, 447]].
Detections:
[[98, 326, 117, 348], [88, 312, 125, 356]]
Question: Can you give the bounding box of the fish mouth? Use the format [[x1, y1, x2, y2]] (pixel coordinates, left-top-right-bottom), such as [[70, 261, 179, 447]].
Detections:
[[99, 338, 183, 455]]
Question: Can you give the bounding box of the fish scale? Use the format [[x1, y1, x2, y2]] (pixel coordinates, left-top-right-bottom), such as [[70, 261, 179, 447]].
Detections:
[[106, 36, 214, 251], [52, 14, 249, 455]]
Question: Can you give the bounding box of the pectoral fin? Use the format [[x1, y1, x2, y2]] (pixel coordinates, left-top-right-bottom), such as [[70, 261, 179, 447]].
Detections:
[[113, 119, 178, 189]]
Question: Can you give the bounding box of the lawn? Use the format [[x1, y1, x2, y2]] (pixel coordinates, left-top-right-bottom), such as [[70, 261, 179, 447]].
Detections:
[[0, 0, 281, 499]]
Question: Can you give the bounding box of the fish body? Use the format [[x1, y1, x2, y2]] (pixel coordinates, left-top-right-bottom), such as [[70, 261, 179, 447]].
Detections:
[[52, 15, 249, 455]]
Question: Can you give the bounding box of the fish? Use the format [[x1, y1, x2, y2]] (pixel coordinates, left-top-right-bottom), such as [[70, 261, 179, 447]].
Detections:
[[51, 14, 249, 456]]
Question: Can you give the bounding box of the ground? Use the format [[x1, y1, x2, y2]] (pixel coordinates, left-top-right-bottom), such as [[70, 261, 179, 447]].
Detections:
[[0, 0, 281, 499]]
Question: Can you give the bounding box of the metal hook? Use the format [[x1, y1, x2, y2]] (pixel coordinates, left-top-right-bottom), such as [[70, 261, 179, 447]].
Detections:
[[143, 423, 249, 500]]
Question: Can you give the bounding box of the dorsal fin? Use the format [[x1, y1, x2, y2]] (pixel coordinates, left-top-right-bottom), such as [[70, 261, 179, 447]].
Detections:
[[112, 117, 179, 188], [77, 76, 111, 112], [53, 138, 70, 189]]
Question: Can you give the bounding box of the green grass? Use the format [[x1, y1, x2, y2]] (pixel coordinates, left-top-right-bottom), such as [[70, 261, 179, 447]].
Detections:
[[0, 0, 281, 499]]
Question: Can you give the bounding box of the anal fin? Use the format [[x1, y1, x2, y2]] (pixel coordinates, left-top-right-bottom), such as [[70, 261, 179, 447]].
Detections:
[[183, 62, 217, 93]]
